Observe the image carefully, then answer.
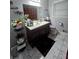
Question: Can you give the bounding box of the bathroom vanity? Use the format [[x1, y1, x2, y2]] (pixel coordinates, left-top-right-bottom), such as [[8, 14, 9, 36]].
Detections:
[[25, 21, 50, 47]]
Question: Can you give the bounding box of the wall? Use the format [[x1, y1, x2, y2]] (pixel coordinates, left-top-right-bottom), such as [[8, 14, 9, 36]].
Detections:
[[37, 0, 49, 19], [48, 0, 68, 32]]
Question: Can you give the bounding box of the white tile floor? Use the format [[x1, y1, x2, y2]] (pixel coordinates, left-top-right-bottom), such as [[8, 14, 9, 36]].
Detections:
[[44, 32, 68, 59], [11, 31, 68, 59]]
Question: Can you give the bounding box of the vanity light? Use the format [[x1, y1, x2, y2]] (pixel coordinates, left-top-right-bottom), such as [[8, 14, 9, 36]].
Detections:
[[31, 0, 40, 3], [28, 0, 41, 7]]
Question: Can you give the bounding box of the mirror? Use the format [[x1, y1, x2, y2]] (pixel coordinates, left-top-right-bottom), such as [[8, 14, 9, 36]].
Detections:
[[23, 4, 49, 21], [23, 4, 38, 20]]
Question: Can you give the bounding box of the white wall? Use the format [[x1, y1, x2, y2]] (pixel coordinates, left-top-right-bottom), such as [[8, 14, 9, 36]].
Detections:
[[37, 0, 49, 20], [48, 0, 68, 32]]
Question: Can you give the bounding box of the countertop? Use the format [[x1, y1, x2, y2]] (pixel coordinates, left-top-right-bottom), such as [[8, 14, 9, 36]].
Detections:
[[25, 20, 50, 30]]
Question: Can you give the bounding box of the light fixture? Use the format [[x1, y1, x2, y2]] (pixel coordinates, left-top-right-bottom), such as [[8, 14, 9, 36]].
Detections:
[[31, 0, 40, 3], [28, 1, 41, 7]]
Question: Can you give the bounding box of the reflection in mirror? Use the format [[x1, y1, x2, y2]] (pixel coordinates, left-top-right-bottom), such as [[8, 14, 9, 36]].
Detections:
[[23, 4, 38, 20], [23, 3, 49, 21]]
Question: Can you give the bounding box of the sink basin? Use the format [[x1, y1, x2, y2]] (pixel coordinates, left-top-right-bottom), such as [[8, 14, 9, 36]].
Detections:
[[25, 20, 50, 30]]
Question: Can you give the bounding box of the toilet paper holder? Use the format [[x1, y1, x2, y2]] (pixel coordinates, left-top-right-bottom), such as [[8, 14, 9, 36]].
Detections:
[[58, 22, 64, 27]]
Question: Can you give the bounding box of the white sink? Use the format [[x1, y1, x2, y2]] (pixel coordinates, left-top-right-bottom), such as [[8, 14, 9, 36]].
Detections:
[[25, 20, 50, 30]]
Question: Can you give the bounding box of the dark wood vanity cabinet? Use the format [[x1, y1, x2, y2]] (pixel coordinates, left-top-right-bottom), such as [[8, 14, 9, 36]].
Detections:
[[26, 23, 50, 47]]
